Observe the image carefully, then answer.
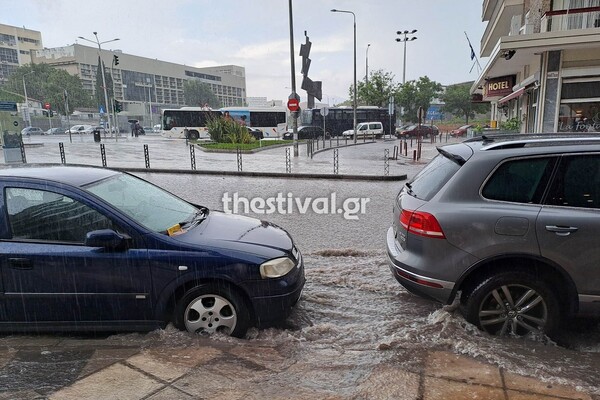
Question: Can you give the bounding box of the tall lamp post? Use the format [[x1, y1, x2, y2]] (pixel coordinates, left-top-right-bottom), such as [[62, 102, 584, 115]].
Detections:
[[365, 43, 371, 104], [22, 70, 34, 127], [366, 43, 371, 86], [331, 8, 357, 143], [78, 32, 119, 138], [396, 30, 417, 85]]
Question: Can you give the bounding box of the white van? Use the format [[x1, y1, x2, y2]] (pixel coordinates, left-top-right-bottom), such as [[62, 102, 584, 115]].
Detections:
[[342, 122, 383, 138]]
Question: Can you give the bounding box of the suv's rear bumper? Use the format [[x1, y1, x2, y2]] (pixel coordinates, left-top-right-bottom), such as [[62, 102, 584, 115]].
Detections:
[[386, 227, 455, 304]]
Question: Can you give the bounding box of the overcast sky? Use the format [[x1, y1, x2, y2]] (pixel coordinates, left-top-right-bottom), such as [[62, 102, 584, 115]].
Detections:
[[3, 0, 488, 104]]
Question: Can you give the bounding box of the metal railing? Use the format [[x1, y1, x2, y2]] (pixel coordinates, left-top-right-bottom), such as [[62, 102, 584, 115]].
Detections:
[[541, 7, 600, 32]]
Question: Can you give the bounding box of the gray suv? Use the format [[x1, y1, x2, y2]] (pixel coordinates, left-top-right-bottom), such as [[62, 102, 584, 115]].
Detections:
[[387, 134, 600, 338]]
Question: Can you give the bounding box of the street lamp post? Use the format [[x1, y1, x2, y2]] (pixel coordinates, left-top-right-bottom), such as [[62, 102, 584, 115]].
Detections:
[[78, 32, 119, 139], [366, 43, 371, 86], [331, 9, 357, 144], [288, 0, 299, 157], [22, 71, 34, 127], [365, 43, 371, 105], [396, 30, 417, 85]]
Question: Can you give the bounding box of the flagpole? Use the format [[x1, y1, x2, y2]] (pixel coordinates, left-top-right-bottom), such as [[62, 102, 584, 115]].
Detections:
[[464, 31, 482, 74]]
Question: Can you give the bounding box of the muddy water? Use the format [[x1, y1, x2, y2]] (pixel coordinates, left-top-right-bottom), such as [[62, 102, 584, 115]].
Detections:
[[125, 174, 600, 395], [102, 252, 600, 396]]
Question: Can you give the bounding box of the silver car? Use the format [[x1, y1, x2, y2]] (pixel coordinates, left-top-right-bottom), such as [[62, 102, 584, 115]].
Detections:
[[387, 134, 600, 338]]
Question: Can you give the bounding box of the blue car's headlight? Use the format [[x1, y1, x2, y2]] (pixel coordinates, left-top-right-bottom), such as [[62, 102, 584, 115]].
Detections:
[[260, 257, 296, 279]]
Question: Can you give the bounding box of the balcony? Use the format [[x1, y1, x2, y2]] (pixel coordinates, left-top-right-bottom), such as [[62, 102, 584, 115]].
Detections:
[[542, 7, 600, 32]]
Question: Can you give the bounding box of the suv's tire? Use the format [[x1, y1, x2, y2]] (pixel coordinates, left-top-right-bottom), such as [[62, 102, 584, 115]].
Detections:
[[461, 271, 560, 338], [173, 284, 251, 338]]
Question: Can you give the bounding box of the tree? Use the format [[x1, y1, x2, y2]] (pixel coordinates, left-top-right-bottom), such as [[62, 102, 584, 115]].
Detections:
[[351, 69, 399, 107], [395, 76, 442, 123], [5, 63, 93, 114], [183, 80, 221, 108], [441, 83, 489, 124]]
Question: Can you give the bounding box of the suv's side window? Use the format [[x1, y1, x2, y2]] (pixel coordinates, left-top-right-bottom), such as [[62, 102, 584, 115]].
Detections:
[[5, 187, 118, 243], [482, 157, 556, 204], [546, 155, 600, 209]]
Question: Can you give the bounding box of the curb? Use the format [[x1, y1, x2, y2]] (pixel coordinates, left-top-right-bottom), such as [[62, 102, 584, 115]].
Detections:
[[196, 142, 293, 154]]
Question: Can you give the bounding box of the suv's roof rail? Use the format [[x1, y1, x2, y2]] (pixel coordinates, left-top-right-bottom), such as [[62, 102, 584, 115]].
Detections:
[[464, 133, 600, 150]]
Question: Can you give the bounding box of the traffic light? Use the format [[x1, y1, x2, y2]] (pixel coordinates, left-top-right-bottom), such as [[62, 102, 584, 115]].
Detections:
[[114, 100, 122, 113], [113, 55, 119, 66]]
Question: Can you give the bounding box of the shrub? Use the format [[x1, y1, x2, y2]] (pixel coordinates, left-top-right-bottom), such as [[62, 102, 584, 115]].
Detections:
[[501, 117, 521, 132], [206, 116, 255, 144]]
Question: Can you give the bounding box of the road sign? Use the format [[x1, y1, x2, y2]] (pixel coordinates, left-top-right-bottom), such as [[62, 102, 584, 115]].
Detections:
[[0, 102, 17, 112], [287, 98, 300, 112], [44, 102, 51, 110], [320, 107, 329, 116]]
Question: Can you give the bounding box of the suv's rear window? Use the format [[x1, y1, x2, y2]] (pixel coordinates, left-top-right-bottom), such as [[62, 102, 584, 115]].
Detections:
[[408, 153, 461, 201]]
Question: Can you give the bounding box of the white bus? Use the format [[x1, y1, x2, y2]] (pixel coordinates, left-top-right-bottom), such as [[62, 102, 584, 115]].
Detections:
[[161, 107, 222, 139], [219, 106, 288, 138]]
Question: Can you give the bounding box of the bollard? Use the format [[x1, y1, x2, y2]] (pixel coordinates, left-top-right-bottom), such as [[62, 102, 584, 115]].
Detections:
[[286, 148, 291, 173], [144, 144, 150, 169], [236, 147, 243, 171], [19, 141, 26, 163], [384, 149, 390, 176], [417, 142, 422, 161], [333, 148, 339, 174], [413, 149, 417, 161], [189, 144, 196, 170], [59, 142, 66, 164], [337, 135, 339, 146], [100, 143, 107, 167]]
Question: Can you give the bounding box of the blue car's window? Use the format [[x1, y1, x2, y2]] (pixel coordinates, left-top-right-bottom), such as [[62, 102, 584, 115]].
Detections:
[[85, 173, 198, 233], [6, 188, 116, 243]]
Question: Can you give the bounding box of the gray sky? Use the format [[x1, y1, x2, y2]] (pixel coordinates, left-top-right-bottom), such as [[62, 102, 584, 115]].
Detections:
[[3, 0, 488, 104]]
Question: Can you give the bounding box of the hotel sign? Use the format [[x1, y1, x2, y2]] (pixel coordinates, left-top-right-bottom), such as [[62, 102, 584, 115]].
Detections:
[[485, 75, 515, 98]]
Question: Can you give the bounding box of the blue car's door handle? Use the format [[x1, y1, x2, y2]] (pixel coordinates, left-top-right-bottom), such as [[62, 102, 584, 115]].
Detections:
[[8, 258, 33, 270]]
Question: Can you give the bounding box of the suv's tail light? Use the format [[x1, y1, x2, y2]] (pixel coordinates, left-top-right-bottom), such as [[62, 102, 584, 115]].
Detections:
[[400, 209, 445, 239]]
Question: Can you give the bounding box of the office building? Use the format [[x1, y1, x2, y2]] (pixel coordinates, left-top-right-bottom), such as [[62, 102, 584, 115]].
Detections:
[[32, 44, 247, 121], [0, 23, 43, 83]]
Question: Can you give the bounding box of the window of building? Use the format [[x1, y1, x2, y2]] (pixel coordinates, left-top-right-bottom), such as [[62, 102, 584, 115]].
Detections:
[[0, 48, 18, 64], [0, 33, 16, 46]]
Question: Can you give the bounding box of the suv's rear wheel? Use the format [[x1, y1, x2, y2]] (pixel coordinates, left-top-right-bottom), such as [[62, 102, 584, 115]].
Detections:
[[461, 271, 560, 338]]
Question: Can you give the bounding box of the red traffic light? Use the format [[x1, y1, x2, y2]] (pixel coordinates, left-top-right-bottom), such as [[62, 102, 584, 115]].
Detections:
[[44, 102, 51, 110]]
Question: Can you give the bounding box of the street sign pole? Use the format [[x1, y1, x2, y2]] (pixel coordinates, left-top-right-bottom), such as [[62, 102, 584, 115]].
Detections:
[[320, 106, 329, 146], [288, 0, 299, 157]]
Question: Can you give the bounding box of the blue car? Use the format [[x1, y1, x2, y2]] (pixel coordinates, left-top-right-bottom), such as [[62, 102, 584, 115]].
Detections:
[[0, 165, 304, 337]]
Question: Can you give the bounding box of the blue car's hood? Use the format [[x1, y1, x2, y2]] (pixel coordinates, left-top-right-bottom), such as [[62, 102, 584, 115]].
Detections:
[[175, 211, 293, 252]]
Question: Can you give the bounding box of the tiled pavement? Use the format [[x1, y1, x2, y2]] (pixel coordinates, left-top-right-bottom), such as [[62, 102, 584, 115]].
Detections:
[[0, 337, 593, 399]]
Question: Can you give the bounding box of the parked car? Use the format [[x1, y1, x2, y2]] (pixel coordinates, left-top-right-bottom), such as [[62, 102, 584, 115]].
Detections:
[[248, 127, 264, 140], [45, 128, 62, 135], [282, 126, 328, 140], [396, 124, 438, 138], [387, 133, 600, 339], [21, 127, 44, 135], [450, 124, 473, 137], [66, 125, 93, 134], [342, 122, 384, 138], [0, 165, 304, 337]]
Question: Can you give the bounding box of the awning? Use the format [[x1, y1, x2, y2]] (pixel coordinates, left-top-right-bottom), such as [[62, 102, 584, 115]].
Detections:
[[498, 87, 525, 104]]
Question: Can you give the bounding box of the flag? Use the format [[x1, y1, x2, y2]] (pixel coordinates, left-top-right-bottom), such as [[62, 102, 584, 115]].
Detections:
[[470, 43, 476, 60]]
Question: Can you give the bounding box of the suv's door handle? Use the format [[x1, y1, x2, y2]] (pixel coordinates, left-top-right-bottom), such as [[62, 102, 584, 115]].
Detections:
[[8, 258, 33, 270], [545, 225, 579, 236]]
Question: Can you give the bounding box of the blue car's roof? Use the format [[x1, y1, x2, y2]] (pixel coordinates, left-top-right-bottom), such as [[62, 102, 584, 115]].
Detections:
[[0, 165, 119, 187]]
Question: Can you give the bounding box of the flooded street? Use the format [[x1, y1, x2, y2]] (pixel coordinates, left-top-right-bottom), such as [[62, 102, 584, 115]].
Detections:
[[1, 156, 599, 398]]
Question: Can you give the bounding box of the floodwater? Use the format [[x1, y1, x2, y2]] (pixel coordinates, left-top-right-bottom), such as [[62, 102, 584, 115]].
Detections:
[[100, 174, 600, 395]]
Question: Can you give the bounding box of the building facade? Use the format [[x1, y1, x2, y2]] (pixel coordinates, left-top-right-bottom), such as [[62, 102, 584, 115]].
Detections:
[[0, 23, 43, 83], [472, 0, 600, 133], [32, 44, 247, 123]]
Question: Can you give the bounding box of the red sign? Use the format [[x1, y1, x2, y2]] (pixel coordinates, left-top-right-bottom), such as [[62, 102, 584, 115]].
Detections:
[[44, 102, 51, 110], [484, 75, 515, 99], [287, 98, 300, 112]]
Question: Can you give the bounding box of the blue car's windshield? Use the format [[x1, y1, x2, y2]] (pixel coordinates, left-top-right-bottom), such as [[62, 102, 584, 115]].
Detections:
[[85, 173, 198, 233]]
